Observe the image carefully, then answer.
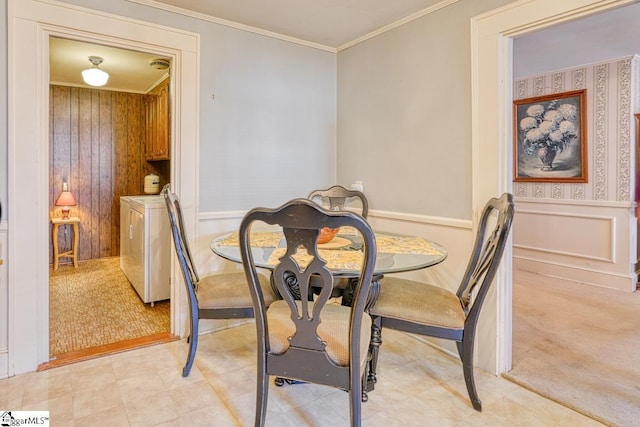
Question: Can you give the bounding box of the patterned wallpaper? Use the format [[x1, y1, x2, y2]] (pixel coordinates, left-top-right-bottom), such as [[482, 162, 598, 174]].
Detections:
[[513, 55, 640, 202]]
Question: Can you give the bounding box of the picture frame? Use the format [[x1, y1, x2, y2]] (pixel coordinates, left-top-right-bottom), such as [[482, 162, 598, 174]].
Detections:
[[513, 89, 587, 182]]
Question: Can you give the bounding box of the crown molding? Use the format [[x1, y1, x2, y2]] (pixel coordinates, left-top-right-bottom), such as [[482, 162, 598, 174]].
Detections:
[[128, 0, 461, 53], [337, 0, 461, 51], [127, 0, 337, 52]]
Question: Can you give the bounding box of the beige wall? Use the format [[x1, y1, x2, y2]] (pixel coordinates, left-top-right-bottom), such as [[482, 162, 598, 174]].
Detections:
[[0, 0, 336, 217], [335, 0, 518, 370], [337, 0, 517, 220]]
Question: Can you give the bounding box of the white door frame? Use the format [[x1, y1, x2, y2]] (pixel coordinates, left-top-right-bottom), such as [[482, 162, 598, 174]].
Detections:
[[7, 0, 199, 374], [471, 0, 637, 374]]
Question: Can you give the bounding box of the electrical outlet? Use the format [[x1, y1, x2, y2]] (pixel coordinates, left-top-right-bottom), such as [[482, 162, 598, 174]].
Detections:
[[350, 181, 364, 192]]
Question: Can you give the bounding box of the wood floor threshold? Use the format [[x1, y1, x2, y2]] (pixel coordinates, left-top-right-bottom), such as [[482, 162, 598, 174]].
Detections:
[[37, 332, 179, 371]]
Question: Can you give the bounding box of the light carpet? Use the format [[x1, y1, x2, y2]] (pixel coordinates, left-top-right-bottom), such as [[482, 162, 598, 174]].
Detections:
[[506, 270, 640, 427], [49, 256, 170, 356]]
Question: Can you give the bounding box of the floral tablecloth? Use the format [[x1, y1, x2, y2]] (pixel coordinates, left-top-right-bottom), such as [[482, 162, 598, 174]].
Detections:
[[217, 231, 282, 247], [216, 229, 445, 271]]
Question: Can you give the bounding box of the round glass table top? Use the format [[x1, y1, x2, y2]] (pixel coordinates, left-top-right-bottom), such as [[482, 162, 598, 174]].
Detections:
[[210, 227, 447, 277]]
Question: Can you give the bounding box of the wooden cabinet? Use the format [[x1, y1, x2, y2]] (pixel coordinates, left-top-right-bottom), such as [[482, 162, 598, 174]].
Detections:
[[145, 78, 170, 160]]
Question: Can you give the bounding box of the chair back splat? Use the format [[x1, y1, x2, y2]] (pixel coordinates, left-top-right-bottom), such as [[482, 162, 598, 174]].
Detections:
[[370, 193, 514, 411], [308, 184, 369, 218], [308, 184, 369, 299], [162, 184, 275, 377], [240, 198, 376, 427]]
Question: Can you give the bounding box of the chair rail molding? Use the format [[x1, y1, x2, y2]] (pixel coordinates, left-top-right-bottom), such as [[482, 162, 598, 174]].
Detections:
[[199, 208, 473, 230]]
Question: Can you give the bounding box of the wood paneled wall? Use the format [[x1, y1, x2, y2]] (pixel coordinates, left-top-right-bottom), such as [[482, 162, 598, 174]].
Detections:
[[49, 85, 169, 263]]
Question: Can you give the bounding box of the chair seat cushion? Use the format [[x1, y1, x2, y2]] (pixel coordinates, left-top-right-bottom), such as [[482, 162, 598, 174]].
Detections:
[[197, 272, 275, 309], [370, 277, 465, 330], [266, 300, 371, 367]]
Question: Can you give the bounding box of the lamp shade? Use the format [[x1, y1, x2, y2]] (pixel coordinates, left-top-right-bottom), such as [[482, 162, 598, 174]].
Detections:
[[55, 191, 76, 208], [82, 56, 109, 87], [82, 68, 109, 86]]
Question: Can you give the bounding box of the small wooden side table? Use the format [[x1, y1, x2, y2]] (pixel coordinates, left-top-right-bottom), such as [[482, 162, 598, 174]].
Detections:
[[51, 216, 80, 271]]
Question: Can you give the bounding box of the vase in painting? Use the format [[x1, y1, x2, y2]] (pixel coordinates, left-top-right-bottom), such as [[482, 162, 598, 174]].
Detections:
[[537, 146, 557, 171]]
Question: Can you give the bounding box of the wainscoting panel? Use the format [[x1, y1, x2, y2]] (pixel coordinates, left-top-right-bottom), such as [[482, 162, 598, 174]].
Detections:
[[513, 198, 637, 291], [515, 210, 615, 262]]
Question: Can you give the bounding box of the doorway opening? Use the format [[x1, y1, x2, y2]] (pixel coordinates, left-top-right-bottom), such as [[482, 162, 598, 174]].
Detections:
[[471, 0, 640, 424], [9, 0, 199, 375], [43, 37, 175, 369]]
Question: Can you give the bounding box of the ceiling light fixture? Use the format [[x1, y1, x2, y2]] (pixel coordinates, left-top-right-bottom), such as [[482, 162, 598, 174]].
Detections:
[[81, 56, 109, 87]]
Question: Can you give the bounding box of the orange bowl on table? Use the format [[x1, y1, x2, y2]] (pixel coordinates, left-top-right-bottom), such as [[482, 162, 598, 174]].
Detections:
[[318, 227, 339, 244]]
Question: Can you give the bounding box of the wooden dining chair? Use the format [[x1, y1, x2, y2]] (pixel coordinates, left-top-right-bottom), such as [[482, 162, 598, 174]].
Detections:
[[162, 184, 277, 377], [308, 184, 369, 299], [239, 198, 377, 427], [369, 193, 514, 411], [308, 184, 369, 218]]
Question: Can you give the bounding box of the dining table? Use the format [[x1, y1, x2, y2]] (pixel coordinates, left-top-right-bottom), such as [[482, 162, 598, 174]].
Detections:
[[210, 226, 448, 396]]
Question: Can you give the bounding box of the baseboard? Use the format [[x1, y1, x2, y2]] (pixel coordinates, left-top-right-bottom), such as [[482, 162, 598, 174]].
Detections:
[[0, 349, 7, 379], [514, 257, 636, 292]]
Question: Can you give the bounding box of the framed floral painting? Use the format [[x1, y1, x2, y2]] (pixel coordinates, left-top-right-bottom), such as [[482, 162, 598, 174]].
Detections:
[[513, 89, 587, 182]]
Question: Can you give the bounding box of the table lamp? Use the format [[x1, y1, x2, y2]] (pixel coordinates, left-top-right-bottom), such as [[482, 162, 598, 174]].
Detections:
[[55, 182, 76, 219]]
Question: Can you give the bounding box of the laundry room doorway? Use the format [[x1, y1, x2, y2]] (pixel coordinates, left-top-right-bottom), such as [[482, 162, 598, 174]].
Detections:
[[46, 37, 175, 366], [8, 0, 199, 374]]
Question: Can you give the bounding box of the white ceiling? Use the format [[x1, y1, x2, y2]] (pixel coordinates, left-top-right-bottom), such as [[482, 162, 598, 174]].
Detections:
[[49, 1, 640, 92], [49, 37, 170, 93], [512, 3, 640, 78]]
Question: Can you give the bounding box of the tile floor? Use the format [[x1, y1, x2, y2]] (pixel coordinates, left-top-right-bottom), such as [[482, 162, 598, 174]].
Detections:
[[0, 322, 604, 426]]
